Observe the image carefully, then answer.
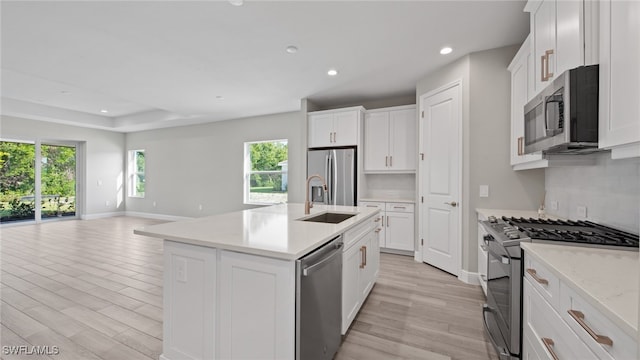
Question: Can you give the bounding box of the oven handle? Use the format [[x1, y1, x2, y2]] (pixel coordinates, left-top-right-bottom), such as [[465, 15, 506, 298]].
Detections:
[[482, 304, 512, 360]]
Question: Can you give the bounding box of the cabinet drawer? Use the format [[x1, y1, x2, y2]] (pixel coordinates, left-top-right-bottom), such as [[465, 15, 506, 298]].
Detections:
[[560, 282, 636, 360], [343, 215, 377, 249], [524, 255, 560, 310], [523, 277, 598, 360], [385, 203, 414, 213], [358, 201, 384, 210]]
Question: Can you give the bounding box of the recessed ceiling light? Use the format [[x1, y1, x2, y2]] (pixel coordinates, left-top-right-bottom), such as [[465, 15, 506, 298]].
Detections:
[[100, 109, 109, 114], [327, 69, 338, 76], [285, 45, 298, 54], [228, 0, 243, 6], [440, 47, 453, 55]]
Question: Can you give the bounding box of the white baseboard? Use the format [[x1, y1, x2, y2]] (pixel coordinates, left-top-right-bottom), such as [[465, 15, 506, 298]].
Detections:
[[81, 212, 124, 220], [458, 270, 480, 285], [125, 211, 193, 222]]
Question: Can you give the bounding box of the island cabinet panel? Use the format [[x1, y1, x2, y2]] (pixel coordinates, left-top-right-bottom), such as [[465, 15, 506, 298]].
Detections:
[[162, 241, 217, 360], [219, 251, 296, 360]]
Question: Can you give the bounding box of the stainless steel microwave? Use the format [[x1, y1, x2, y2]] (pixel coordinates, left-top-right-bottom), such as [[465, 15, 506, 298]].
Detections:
[[523, 65, 599, 154]]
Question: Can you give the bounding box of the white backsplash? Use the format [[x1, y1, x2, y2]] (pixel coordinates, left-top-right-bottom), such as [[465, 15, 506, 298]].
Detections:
[[545, 153, 640, 234], [361, 174, 416, 200]]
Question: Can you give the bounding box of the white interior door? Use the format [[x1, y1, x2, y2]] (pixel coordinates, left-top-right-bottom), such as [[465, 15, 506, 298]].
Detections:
[[419, 82, 461, 276]]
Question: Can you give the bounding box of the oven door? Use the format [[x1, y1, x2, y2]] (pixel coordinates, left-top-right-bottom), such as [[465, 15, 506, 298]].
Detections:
[[483, 238, 521, 359]]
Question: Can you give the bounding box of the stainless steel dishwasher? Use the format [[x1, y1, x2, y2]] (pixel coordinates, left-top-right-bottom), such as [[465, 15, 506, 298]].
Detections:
[[296, 235, 343, 360]]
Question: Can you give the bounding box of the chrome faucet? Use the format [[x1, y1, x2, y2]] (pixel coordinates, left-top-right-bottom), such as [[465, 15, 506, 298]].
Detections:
[[305, 174, 327, 215]]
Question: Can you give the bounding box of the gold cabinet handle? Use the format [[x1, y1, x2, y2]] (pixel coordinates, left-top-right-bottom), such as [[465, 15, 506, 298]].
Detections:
[[526, 268, 549, 285], [541, 54, 547, 81], [386, 215, 389, 227], [359, 246, 366, 268], [363, 245, 367, 266], [567, 310, 613, 346], [389, 155, 393, 167], [545, 49, 554, 78], [374, 217, 381, 222], [541, 338, 559, 360], [375, 228, 381, 233], [517, 137, 524, 156], [385, 155, 389, 167]]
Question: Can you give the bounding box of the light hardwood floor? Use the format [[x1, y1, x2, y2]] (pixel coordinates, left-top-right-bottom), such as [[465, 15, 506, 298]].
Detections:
[[1, 217, 496, 360]]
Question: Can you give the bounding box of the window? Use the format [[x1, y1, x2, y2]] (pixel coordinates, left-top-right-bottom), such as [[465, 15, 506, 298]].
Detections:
[[244, 140, 288, 205], [128, 149, 145, 197]]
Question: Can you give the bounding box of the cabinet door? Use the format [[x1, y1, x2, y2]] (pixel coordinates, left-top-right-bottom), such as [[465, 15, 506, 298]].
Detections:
[[342, 242, 362, 334], [219, 251, 295, 360], [477, 223, 488, 295], [333, 111, 359, 146], [532, 0, 556, 93], [385, 211, 415, 251], [359, 230, 376, 300], [364, 112, 390, 171], [599, 0, 640, 155], [308, 113, 334, 148], [555, 0, 582, 75], [389, 108, 416, 172], [510, 41, 545, 167]]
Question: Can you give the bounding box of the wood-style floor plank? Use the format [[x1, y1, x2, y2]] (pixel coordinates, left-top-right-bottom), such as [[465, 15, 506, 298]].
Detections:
[[1, 216, 497, 360]]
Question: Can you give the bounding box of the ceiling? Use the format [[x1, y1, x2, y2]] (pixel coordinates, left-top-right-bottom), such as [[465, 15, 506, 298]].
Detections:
[[1, 1, 529, 133]]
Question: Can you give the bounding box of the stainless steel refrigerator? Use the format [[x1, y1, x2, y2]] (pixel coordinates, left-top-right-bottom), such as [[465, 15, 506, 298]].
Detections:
[[307, 148, 356, 206]]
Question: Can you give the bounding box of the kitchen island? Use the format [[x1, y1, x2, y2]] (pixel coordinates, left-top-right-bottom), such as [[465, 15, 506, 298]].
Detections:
[[134, 203, 380, 360]]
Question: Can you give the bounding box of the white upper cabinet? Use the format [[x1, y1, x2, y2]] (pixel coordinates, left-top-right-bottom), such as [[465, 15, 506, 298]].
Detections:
[[598, 0, 640, 159], [364, 105, 416, 173], [308, 107, 363, 148], [508, 36, 547, 170], [526, 0, 597, 94]]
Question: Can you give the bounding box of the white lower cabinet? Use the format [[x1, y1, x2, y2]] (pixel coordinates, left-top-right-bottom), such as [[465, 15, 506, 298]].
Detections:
[[359, 201, 414, 252], [523, 252, 638, 360], [477, 222, 488, 296], [219, 251, 295, 360], [342, 216, 379, 334], [162, 241, 295, 360]]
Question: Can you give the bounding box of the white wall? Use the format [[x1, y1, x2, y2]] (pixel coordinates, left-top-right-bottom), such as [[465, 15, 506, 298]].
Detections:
[[0, 115, 126, 217], [416, 46, 546, 274], [125, 110, 306, 218], [545, 154, 640, 234]]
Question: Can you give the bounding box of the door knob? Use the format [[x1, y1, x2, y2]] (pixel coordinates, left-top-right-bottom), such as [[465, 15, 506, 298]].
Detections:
[[444, 201, 458, 207]]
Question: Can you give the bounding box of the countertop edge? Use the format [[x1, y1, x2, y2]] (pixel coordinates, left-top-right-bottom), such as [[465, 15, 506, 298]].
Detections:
[[521, 242, 638, 339]]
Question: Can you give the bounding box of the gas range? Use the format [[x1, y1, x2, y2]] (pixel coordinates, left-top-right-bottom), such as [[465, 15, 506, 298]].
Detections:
[[483, 215, 639, 251]]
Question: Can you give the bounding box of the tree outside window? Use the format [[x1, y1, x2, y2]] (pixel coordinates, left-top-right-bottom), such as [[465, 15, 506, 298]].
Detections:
[[244, 140, 288, 205], [128, 150, 145, 197]]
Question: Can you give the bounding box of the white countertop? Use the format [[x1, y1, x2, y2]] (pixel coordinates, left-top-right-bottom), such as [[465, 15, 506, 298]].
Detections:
[[476, 208, 561, 221], [359, 197, 415, 204], [521, 242, 639, 339], [134, 203, 379, 260]]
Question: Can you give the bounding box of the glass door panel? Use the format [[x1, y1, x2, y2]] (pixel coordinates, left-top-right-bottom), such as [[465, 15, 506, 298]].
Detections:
[[41, 144, 76, 219], [0, 141, 36, 223]]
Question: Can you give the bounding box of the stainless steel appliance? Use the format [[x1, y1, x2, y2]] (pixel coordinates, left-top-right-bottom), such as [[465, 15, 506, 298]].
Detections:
[[481, 216, 639, 360], [307, 148, 356, 206], [296, 236, 343, 360], [524, 65, 599, 154]]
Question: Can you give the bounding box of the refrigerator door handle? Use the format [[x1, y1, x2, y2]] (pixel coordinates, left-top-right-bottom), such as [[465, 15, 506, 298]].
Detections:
[[332, 150, 338, 205], [324, 153, 331, 205]]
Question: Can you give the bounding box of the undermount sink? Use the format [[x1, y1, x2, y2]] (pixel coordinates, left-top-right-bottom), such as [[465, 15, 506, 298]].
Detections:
[[300, 212, 356, 224]]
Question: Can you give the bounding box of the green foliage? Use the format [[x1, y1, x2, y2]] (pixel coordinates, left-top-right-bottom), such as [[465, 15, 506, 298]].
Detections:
[[41, 145, 76, 197], [250, 141, 287, 171], [0, 141, 35, 196], [7, 198, 35, 217]]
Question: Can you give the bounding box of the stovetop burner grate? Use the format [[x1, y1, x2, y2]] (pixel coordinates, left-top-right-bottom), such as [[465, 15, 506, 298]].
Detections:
[[501, 216, 639, 248]]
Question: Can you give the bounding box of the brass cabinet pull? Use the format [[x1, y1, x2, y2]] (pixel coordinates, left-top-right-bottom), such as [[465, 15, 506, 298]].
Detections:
[[375, 228, 381, 233], [541, 55, 547, 81], [545, 49, 554, 78], [374, 217, 381, 222], [393, 206, 406, 210], [567, 310, 614, 346], [386, 215, 389, 227], [329, 132, 333, 143], [389, 156, 393, 167], [363, 245, 367, 266], [517, 137, 524, 156], [359, 246, 366, 268], [541, 338, 559, 360], [526, 268, 549, 285], [385, 155, 389, 167]]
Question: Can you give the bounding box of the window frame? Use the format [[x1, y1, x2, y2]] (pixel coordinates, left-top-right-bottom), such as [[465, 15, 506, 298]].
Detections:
[[243, 139, 288, 206], [128, 149, 145, 198]]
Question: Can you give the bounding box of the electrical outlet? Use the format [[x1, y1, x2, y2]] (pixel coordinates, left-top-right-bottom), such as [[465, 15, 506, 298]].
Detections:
[[479, 185, 489, 198], [577, 206, 587, 218], [152, 201, 157, 207], [198, 204, 203, 211], [97, 179, 103, 187], [550, 201, 558, 210], [176, 258, 187, 283], [105, 200, 110, 207]]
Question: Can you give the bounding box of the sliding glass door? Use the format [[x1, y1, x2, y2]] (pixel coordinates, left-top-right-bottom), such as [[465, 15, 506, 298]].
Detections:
[[0, 140, 77, 224]]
